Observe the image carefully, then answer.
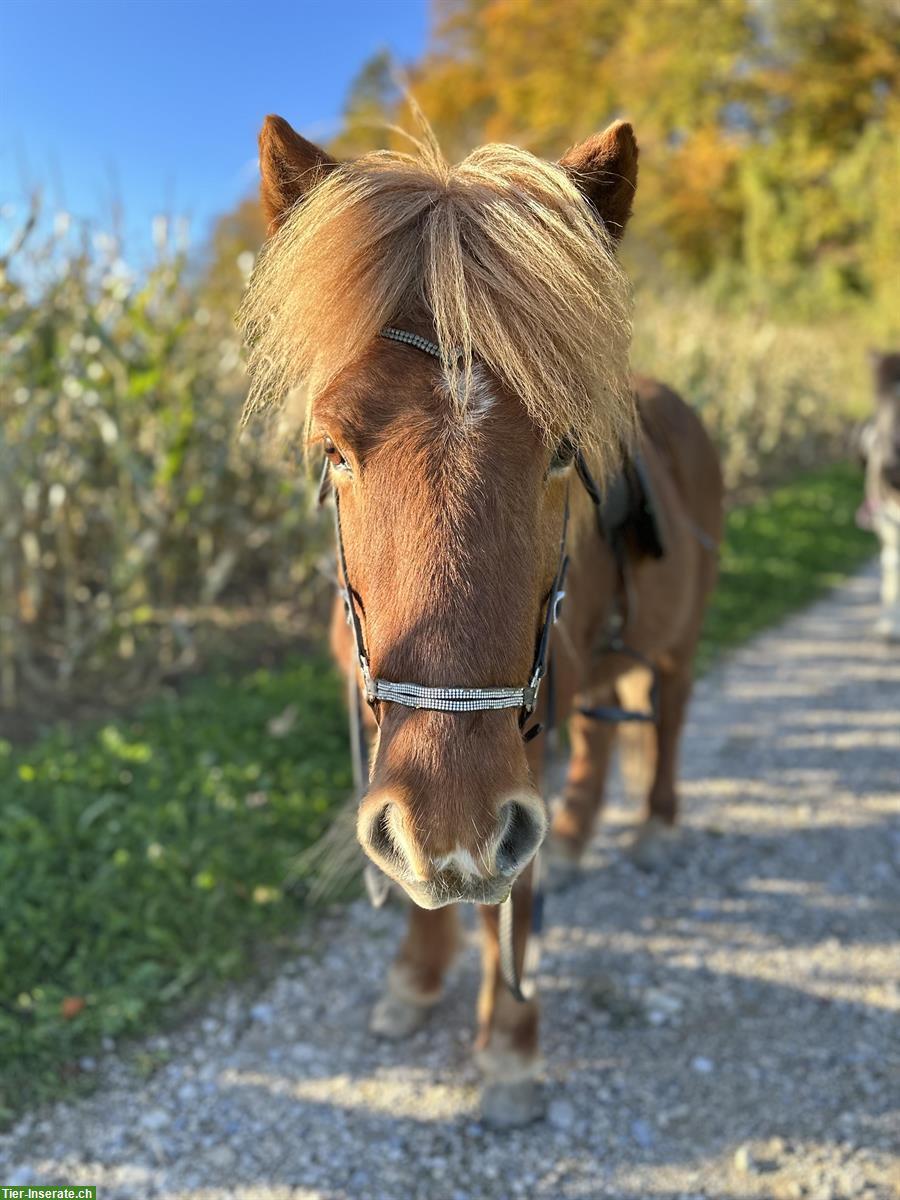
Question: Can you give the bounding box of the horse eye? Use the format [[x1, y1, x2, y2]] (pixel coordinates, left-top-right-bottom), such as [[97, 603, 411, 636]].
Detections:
[[549, 436, 576, 473], [323, 436, 348, 470]]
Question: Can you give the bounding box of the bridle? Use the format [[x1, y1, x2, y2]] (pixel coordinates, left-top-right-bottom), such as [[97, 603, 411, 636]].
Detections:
[[319, 325, 658, 1003], [332, 480, 569, 732], [323, 327, 570, 741]]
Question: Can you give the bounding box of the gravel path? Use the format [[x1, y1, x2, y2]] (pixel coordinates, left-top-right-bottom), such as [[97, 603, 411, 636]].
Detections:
[[3, 563, 899, 1200]]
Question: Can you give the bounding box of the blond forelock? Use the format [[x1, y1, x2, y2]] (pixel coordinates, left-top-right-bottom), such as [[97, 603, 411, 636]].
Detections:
[[238, 128, 635, 472]]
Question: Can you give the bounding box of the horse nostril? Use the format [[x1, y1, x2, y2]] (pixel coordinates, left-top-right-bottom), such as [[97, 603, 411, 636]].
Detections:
[[366, 802, 397, 862], [495, 800, 545, 875]]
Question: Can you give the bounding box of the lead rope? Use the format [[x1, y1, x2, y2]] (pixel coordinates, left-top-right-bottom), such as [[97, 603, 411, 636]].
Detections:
[[349, 671, 393, 909], [498, 696, 550, 1004], [498, 555, 564, 1003], [499, 888, 525, 1003]]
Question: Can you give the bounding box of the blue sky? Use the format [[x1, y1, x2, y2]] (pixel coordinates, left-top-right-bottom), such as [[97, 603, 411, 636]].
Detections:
[[1, 0, 429, 253]]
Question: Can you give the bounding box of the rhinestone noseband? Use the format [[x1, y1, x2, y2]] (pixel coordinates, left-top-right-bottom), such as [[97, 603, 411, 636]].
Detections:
[[369, 680, 537, 712]]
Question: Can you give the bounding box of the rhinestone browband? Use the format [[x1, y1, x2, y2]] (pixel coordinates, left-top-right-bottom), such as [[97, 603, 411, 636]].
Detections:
[[380, 327, 444, 359]]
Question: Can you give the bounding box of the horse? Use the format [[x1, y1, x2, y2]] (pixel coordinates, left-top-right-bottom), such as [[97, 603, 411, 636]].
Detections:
[[239, 112, 723, 1127], [859, 351, 900, 641]]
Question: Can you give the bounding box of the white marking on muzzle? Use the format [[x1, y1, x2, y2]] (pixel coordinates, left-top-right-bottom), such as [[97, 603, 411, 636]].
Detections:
[[432, 846, 486, 879]]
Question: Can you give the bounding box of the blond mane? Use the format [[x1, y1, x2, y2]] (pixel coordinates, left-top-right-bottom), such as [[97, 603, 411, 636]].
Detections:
[[238, 127, 634, 469]]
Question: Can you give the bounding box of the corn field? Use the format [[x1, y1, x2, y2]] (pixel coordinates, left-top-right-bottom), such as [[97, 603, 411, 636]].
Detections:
[[0, 206, 321, 721]]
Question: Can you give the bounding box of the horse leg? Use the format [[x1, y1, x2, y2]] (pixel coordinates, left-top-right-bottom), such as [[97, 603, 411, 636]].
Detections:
[[544, 701, 617, 886], [475, 864, 542, 1127], [630, 661, 692, 868], [370, 904, 460, 1038]]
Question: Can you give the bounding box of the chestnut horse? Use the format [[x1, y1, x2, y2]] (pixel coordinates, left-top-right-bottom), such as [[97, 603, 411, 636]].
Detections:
[[240, 113, 723, 1126]]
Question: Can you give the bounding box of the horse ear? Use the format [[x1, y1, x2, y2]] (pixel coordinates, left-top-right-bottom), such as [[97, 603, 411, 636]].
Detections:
[[258, 114, 338, 235], [559, 120, 638, 241]]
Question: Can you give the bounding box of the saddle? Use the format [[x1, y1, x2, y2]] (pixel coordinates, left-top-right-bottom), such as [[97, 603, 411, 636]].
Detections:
[[598, 450, 666, 561], [573, 446, 664, 725]]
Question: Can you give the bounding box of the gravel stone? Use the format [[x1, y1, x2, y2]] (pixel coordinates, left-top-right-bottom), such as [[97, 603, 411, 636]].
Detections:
[[138, 1109, 170, 1132], [631, 1118, 655, 1148], [546, 1098, 577, 1130], [0, 564, 897, 1199], [734, 1144, 756, 1173], [6, 1167, 35, 1187]]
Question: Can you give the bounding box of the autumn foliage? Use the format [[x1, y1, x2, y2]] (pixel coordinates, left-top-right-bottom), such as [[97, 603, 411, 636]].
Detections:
[[335, 0, 899, 324]]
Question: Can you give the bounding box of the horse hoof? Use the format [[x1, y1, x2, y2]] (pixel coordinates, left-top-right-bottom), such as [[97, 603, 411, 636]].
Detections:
[[480, 1078, 544, 1128], [628, 816, 681, 871], [541, 834, 583, 892], [369, 991, 432, 1039]]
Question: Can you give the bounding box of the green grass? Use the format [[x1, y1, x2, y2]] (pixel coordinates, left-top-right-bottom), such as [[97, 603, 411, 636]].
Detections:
[[0, 660, 350, 1120], [0, 461, 875, 1122], [697, 462, 874, 672]]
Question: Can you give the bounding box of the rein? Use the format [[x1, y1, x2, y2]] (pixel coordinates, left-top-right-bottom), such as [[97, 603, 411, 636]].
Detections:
[[319, 327, 659, 1004]]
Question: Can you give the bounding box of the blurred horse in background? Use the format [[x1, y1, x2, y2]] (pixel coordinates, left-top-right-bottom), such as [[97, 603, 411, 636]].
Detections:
[[239, 112, 722, 1125], [859, 352, 900, 641]]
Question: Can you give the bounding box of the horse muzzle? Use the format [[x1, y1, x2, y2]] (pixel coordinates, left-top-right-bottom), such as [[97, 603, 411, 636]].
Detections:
[[357, 791, 547, 908]]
